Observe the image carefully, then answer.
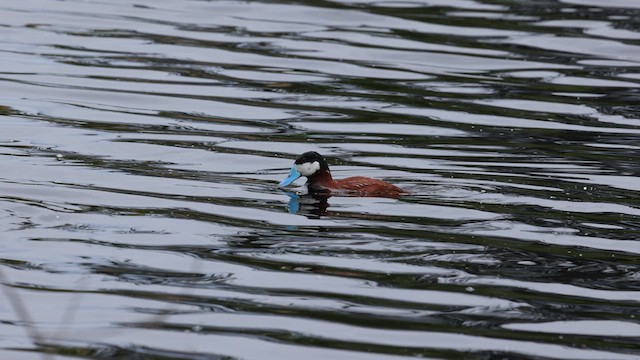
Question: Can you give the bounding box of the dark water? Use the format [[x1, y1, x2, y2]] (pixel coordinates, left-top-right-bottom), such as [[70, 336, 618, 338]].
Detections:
[[1, 0, 640, 359]]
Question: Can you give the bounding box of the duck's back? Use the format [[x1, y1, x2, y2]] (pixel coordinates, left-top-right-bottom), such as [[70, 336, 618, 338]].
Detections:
[[333, 176, 405, 198]]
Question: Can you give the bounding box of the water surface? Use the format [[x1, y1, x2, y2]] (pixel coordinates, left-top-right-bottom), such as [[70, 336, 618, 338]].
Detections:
[[1, 0, 640, 359]]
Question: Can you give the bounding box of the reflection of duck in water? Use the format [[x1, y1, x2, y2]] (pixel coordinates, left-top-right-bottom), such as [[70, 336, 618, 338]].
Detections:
[[282, 190, 329, 216], [279, 151, 405, 198]]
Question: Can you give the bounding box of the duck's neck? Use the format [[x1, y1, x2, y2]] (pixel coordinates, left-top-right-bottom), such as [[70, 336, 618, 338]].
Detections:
[[306, 169, 336, 190]]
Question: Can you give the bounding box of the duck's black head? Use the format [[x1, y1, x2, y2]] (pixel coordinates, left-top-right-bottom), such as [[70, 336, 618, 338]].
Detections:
[[278, 151, 331, 187], [294, 151, 330, 176]]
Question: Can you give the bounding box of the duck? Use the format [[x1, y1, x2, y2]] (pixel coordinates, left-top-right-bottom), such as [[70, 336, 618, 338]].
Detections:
[[278, 151, 405, 198]]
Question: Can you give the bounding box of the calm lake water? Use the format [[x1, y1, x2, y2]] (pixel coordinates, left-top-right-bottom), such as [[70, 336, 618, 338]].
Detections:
[[1, 0, 640, 359]]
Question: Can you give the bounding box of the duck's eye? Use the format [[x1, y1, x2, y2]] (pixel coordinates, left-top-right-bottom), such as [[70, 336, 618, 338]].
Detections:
[[295, 161, 320, 176]]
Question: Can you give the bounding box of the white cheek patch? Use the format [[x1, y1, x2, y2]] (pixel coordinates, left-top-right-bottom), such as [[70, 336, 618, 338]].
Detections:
[[295, 161, 320, 176]]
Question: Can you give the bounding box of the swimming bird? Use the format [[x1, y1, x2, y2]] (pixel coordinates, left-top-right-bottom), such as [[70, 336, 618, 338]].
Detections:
[[278, 151, 405, 198]]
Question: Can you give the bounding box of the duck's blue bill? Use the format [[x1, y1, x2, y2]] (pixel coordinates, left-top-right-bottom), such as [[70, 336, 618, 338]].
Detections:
[[279, 165, 301, 187]]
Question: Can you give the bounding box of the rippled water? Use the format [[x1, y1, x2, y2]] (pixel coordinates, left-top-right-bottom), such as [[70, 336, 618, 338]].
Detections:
[[2, 0, 640, 359]]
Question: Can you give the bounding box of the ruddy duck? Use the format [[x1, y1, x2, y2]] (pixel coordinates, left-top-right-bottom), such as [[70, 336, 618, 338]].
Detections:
[[278, 151, 405, 198]]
